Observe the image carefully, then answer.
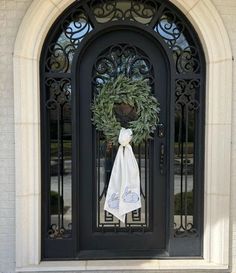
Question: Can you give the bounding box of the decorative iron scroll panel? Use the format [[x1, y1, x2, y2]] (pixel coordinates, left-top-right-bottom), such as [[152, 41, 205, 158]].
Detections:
[[93, 44, 153, 231], [41, 0, 205, 258], [45, 78, 72, 239]]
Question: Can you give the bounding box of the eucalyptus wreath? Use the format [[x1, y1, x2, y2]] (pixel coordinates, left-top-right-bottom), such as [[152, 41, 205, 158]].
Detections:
[[91, 75, 160, 145]]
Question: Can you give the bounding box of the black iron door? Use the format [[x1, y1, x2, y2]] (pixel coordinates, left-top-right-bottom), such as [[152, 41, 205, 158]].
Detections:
[[74, 27, 169, 259]]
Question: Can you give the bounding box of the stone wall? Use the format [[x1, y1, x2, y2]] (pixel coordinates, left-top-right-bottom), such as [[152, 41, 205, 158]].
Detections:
[[0, 1, 32, 273]]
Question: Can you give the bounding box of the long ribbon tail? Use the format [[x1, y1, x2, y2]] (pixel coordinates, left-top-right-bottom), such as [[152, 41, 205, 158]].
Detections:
[[104, 128, 141, 223], [119, 144, 141, 217], [104, 146, 125, 222]]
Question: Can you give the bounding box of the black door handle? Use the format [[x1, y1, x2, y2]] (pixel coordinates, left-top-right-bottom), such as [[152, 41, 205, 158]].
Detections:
[[160, 143, 165, 175]]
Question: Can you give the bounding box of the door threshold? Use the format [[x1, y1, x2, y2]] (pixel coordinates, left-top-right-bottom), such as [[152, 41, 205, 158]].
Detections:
[[77, 249, 169, 260]]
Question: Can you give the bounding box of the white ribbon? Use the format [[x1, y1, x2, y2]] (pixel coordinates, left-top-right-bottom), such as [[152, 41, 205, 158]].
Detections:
[[104, 128, 141, 222]]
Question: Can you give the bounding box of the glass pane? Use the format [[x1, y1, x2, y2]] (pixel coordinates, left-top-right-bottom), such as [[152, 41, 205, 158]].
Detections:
[[45, 78, 72, 239], [46, 9, 93, 73], [154, 9, 200, 74], [173, 79, 200, 237]]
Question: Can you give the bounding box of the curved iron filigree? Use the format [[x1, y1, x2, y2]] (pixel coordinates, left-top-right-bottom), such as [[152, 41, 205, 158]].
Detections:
[[175, 79, 200, 111], [45, 1, 202, 75], [46, 9, 92, 73], [90, 0, 159, 25], [175, 46, 200, 74], [155, 8, 200, 74], [46, 43, 73, 73], [174, 222, 198, 238], [48, 223, 72, 239], [93, 43, 154, 89], [62, 9, 92, 43], [156, 9, 185, 48], [45, 78, 71, 109]]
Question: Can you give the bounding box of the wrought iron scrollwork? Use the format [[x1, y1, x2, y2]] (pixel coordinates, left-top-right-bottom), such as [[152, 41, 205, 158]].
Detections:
[[174, 222, 198, 238], [93, 44, 154, 89], [48, 223, 72, 239], [155, 8, 200, 74], [45, 78, 71, 108], [62, 10, 92, 43], [156, 9, 185, 48], [90, 0, 159, 25], [46, 9, 92, 73], [175, 46, 200, 74], [46, 43, 73, 73], [175, 79, 200, 111]]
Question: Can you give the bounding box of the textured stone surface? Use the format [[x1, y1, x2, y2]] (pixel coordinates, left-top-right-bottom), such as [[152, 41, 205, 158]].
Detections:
[[0, 1, 33, 273], [209, 1, 236, 273]]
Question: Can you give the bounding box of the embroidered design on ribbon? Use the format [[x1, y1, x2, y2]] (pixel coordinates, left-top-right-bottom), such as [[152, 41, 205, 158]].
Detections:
[[104, 128, 141, 222], [122, 187, 139, 203], [108, 193, 119, 209]]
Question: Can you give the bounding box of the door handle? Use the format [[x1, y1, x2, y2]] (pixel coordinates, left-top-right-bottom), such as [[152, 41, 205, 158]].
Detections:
[[160, 143, 165, 175]]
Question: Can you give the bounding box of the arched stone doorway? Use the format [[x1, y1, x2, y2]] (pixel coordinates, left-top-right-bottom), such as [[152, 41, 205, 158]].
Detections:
[[14, 0, 232, 269]]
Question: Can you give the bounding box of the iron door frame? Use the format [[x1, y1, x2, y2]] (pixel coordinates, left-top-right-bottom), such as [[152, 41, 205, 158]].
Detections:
[[40, 0, 206, 257]]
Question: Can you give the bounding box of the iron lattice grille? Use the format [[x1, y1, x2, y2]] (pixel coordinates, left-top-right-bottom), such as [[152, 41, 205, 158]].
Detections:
[[41, 0, 204, 244], [174, 79, 200, 237], [45, 78, 72, 239], [92, 44, 153, 231]]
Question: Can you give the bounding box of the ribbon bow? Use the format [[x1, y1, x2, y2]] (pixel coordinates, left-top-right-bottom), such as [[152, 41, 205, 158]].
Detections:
[[104, 128, 141, 222]]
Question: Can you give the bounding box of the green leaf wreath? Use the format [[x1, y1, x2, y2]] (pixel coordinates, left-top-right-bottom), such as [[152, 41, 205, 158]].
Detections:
[[91, 75, 160, 145]]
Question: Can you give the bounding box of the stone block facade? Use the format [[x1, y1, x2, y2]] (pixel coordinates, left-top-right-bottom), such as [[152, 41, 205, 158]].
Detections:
[[0, 1, 32, 273]]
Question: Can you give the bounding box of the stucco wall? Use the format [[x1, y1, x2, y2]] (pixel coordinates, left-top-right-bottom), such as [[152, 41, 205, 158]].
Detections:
[[0, 1, 32, 273], [0, 0, 235, 273]]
